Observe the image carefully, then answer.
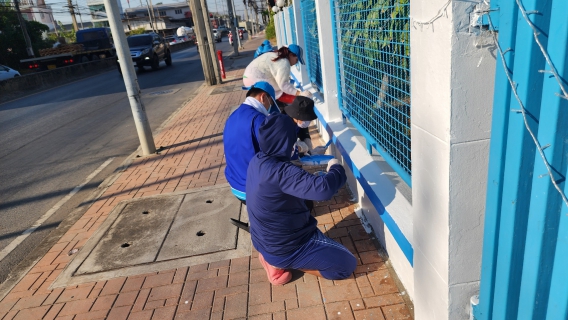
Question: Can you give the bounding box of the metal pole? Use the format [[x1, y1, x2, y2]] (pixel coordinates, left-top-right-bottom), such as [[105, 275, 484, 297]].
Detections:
[[103, 0, 156, 155], [200, 0, 222, 84], [13, 0, 35, 57], [226, 0, 238, 54]]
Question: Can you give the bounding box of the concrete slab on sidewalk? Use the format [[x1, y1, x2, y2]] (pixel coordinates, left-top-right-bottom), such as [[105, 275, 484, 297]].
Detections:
[[51, 184, 250, 288]]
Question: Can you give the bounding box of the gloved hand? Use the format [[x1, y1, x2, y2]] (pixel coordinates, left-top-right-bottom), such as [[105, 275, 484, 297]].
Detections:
[[296, 140, 309, 154], [311, 146, 327, 155], [299, 90, 313, 99], [326, 158, 341, 172]]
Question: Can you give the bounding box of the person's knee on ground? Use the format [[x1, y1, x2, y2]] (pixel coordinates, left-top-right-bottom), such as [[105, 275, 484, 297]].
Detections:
[[318, 252, 357, 280]]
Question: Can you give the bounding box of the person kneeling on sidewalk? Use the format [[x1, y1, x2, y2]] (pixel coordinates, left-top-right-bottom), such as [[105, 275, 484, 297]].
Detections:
[[246, 113, 357, 285]]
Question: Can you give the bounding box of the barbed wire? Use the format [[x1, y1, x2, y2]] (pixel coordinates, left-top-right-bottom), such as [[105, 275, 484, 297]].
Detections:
[[411, 0, 451, 31], [484, 4, 568, 207], [514, 0, 568, 100]]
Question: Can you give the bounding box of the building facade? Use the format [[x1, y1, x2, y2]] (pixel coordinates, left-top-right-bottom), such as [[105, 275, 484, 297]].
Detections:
[[18, 0, 56, 31]]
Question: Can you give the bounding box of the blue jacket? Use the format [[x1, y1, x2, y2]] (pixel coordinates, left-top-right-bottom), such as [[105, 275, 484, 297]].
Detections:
[[223, 103, 267, 193], [254, 40, 274, 58], [246, 114, 347, 256]]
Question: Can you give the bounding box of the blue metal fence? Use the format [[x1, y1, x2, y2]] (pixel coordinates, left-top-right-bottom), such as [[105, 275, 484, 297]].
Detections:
[[300, 0, 323, 91], [331, 0, 411, 186], [288, 6, 297, 45], [475, 0, 568, 319]]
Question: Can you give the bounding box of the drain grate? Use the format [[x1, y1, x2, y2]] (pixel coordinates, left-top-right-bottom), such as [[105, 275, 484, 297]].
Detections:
[[51, 184, 250, 289]]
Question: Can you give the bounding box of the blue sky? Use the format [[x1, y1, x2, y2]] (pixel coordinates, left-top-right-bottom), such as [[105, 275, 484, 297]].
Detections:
[[48, 0, 254, 25]]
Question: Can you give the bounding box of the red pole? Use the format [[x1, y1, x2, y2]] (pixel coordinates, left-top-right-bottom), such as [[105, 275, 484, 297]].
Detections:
[[217, 50, 226, 79]]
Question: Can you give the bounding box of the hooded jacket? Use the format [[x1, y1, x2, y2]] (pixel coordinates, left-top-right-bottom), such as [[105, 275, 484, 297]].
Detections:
[[254, 40, 274, 58], [246, 114, 347, 256]]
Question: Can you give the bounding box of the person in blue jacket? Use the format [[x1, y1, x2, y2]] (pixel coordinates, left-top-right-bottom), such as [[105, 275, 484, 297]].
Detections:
[[223, 81, 278, 202], [246, 113, 357, 285], [254, 40, 274, 58]]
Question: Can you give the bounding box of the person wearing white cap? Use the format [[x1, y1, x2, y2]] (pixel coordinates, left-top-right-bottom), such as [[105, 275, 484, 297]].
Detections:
[[243, 44, 313, 105]]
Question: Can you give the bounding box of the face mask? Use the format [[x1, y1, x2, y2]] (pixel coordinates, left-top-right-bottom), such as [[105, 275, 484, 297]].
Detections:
[[298, 120, 311, 128]]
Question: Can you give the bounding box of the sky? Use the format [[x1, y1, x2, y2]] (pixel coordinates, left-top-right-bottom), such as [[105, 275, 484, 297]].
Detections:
[[47, 0, 257, 26]]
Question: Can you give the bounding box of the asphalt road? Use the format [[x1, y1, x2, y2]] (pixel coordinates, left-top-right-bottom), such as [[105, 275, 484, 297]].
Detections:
[[0, 38, 240, 284]]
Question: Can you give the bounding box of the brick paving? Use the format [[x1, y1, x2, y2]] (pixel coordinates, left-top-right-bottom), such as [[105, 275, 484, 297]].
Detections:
[[0, 36, 413, 320]]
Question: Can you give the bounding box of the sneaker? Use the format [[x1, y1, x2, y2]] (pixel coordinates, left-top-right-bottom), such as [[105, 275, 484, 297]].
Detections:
[[258, 253, 292, 285]]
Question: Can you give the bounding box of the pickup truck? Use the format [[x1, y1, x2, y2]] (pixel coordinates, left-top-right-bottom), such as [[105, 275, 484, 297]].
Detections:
[[20, 28, 116, 71], [117, 33, 172, 73]]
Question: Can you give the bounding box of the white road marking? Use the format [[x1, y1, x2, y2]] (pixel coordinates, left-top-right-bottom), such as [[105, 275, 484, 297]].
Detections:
[[0, 157, 115, 262]]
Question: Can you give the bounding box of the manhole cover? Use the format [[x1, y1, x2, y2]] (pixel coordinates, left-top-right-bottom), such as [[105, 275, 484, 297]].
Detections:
[[51, 184, 250, 288]]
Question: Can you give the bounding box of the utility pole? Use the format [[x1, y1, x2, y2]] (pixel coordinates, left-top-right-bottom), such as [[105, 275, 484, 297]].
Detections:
[[188, 0, 217, 85], [103, 0, 156, 155], [75, 0, 84, 29], [13, 0, 35, 57], [145, 0, 154, 31], [225, 0, 238, 54], [147, 0, 157, 32], [231, 0, 242, 49], [66, 0, 78, 31], [200, 0, 221, 84]]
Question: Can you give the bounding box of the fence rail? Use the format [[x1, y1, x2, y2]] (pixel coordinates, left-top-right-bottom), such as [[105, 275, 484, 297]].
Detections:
[[288, 6, 297, 45], [300, 0, 323, 91], [331, 0, 411, 186]]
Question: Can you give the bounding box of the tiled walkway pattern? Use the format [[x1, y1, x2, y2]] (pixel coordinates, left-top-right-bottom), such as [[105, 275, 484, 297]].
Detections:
[[0, 38, 413, 320]]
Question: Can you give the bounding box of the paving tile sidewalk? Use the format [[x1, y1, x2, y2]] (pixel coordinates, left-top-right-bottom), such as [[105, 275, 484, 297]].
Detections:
[[0, 35, 413, 320]]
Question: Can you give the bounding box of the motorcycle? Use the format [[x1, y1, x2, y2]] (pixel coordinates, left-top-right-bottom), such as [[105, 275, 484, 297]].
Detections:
[[238, 30, 244, 40], [228, 32, 234, 45]]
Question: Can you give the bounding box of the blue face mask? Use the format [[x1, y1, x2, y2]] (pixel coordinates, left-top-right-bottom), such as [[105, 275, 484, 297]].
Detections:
[[298, 120, 311, 128]]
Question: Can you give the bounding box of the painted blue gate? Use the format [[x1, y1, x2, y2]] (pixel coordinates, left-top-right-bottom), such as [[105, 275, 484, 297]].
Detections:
[[475, 0, 568, 319]]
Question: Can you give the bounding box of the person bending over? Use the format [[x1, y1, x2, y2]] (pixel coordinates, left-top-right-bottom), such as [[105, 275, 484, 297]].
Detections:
[[246, 113, 357, 285], [223, 81, 278, 202]]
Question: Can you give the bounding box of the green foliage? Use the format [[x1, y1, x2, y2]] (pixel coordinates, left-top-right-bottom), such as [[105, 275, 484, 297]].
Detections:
[[336, 0, 411, 171], [127, 27, 146, 36], [265, 11, 276, 41], [0, 6, 51, 70]]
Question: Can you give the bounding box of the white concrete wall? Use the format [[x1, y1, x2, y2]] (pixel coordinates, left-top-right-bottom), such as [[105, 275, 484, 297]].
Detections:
[[291, 0, 310, 88], [411, 0, 495, 319], [285, 0, 416, 301], [274, 13, 282, 48], [279, 0, 496, 318]]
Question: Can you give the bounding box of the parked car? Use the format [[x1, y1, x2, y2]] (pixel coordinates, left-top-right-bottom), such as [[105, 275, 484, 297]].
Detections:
[[0, 65, 20, 81], [165, 35, 183, 45], [118, 33, 172, 72], [213, 29, 222, 42]]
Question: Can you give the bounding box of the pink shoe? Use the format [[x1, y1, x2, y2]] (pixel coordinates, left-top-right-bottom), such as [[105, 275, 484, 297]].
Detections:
[[258, 253, 292, 285]]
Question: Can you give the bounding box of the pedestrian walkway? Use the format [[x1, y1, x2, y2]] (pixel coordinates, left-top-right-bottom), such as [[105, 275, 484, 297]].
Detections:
[[0, 35, 413, 320]]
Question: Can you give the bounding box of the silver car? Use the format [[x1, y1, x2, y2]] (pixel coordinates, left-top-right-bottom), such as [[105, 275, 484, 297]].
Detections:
[[0, 65, 21, 81]]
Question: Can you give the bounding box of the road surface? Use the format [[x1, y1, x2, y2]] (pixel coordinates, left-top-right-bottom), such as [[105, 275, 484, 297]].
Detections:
[[0, 38, 241, 283]]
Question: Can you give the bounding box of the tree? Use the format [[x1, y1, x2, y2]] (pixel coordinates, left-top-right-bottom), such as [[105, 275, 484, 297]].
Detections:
[[0, 6, 51, 70]]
